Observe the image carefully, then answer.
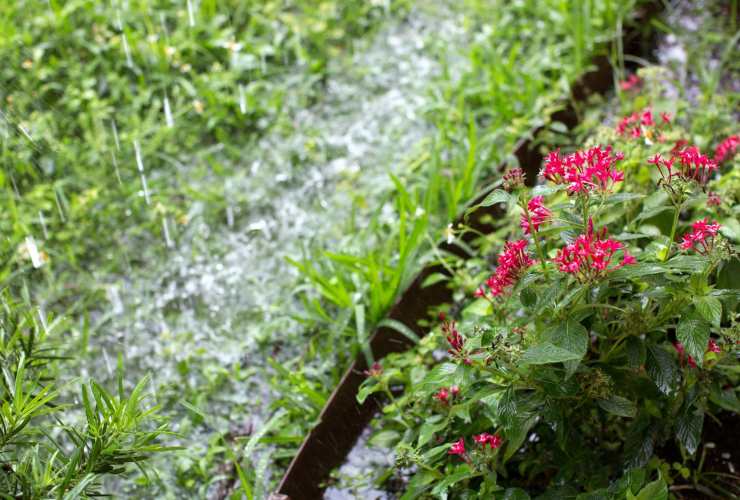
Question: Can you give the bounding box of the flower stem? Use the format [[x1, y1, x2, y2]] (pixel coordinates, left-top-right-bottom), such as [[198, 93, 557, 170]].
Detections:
[[665, 204, 681, 262], [526, 210, 549, 278]]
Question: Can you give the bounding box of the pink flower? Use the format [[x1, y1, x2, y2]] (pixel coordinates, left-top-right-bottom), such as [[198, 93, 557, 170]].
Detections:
[[473, 432, 503, 450], [616, 107, 670, 139], [553, 220, 635, 282], [448, 438, 466, 456], [619, 74, 641, 91], [503, 168, 526, 191], [673, 342, 685, 357], [434, 388, 450, 404], [673, 342, 696, 368], [520, 196, 552, 235], [478, 240, 535, 298], [680, 218, 721, 254], [707, 339, 721, 354], [363, 362, 383, 378], [714, 135, 739, 164], [640, 109, 654, 126], [442, 318, 464, 354], [707, 192, 721, 207], [676, 146, 718, 185], [542, 146, 624, 195]]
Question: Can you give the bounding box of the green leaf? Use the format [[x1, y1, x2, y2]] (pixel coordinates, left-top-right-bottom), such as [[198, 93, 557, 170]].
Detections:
[[543, 319, 588, 358], [421, 272, 449, 288], [503, 416, 536, 462], [430, 465, 475, 496], [646, 345, 677, 395], [378, 318, 420, 344], [521, 343, 581, 364], [598, 395, 637, 418], [520, 287, 537, 308], [356, 381, 380, 404], [675, 409, 703, 455], [605, 193, 645, 204], [503, 487, 531, 500], [479, 189, 513, 207], [610, 263, 664, 280], [418, 363, 457, 393], [630, 475, 667, 500], [369, 430, 400, 448], [676, 316, 710, 368], [418, 417, 448, 447], [694, 296, 722, 327]]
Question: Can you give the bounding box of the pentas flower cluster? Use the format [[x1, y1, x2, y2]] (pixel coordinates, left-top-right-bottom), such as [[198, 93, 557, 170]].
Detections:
[[448, 438, 466, 456], [676, 146, 719, 185], [440, 314, 464, 353], [363, 362, 383, 378], [714, 134, 738, 164], [433, 386, 459, 404], [619, 74, 641, 92], [520, 196, 552, 235], [680, 218, 721, 254], [542, 145, 625, 195], [473, 432, 502, 450], [553, 220, 635, 282], [648, 145, 718, 187], [475, 240, 535, 299], [674, 339, 722, 368], [707, 192, 722, 207], [616, 108, 670, 139], [448, 432, 503, 459], [502, 167, 525, 191]]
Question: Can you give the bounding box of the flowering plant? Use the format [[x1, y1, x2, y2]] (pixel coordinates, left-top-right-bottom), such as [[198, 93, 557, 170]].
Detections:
[[358, 89, 739, 497]]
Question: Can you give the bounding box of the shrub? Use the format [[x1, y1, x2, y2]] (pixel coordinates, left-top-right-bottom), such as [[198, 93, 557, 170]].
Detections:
[[360, 84, 739, 497], [0, 294, 172, 497]]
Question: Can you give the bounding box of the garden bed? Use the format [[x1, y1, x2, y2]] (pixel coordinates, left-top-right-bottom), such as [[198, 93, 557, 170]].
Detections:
[[278, 1, 739, 498], [276, 4, 666, 498]]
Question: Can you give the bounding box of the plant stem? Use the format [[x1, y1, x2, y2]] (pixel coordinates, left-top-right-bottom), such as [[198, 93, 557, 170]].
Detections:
[[665, 203, 681, 262], [526, 210, 549, 278]]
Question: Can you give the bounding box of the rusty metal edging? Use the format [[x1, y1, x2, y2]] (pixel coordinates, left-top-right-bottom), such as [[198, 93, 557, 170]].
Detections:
[[275, 5, 661, 498]]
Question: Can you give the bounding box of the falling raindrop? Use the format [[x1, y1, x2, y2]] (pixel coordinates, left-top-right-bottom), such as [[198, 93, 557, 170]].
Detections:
[[186, 0, 195, 27], [149, 375, 158, 399], [17, 123, 36, 145], [162, 217, 173, 248], [111, 120, 121, 151], [122, 32, 134, 68], [107, 284, 124, 315], [226, 205, 234, 227], [114, 9, 123, 31], [37, 306, 49, 334], [238, 84, 246, 114], [38, 211, 48, 239], [163, 92, 174, 127], [159, 12, 169, 39], [25, 236, 43, 268], [133, 140, 151, 205], [111, 151, 123, 186], [54, 187, 67, 222], [102, 348, 113, 376], [9, 173, 20, 197]]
